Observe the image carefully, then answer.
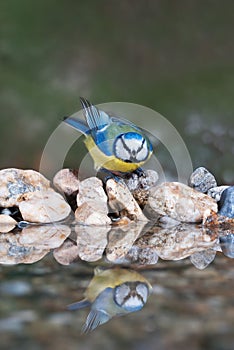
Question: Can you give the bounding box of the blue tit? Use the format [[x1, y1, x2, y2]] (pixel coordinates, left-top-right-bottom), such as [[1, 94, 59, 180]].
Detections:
[[63, 97, 153, 173], [67, 267, 152, 333]]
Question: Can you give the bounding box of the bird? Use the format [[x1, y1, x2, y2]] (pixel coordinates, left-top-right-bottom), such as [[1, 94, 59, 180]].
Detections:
[[63, 97, 153, 174], [67, 267, 152, 333]]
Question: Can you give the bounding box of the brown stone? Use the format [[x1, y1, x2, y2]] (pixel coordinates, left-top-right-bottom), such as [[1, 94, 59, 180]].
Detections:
[[106, 178, 148, 221]]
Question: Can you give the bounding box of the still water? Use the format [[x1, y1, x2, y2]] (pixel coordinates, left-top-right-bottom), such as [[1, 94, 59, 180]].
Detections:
[[0, 222, 233, 350]]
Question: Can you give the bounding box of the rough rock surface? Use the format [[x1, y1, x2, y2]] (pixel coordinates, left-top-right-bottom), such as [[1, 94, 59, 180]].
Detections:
[[77, 177, 107, 210], [207, 185, 230, 201], [75, 177, 111, 225], [106, 178, 148, 221], [0, 168, 50, 207], [75, 202, 111, 225], [218, 186, 234, 218], [188, 167, 217, 193], [18, 189, 71, 223], [53, 169, 80, 196], [148, 182, 218, 223], [0, 214, 17, 233], [125, 169, 159, 192]]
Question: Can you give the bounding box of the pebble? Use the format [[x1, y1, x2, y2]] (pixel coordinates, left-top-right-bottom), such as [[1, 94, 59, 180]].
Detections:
[[188, 167, 217, 193], [148, 182, 218, 223], [218, 186, 234, 218], [75, 202, 111, 225], [0, 168, 50, 207], [124, 170, 159, 209], [77, 177, 108, 211], [124, 169, 159, 192], [18, 189, 71, 223], [106, 178, 148, 221], [0, 214, 17, 233], [75, 177, 111, 225], [207, 186, 230, 202], [219, 234, 234, 258], [53, 168, 80, 196]]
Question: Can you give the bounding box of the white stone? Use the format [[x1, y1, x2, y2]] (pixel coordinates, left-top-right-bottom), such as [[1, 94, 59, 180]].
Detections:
[[148, 182, 218, 223], [75, 202, 111, 226], [18, 189, 71, 223], [0, 214, 17, 233], [77, 177, 108, 213], [0, 168, 50, 207]]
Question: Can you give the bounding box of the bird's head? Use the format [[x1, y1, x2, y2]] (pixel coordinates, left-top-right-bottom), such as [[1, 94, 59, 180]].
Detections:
[[113, 132, 152, 163]]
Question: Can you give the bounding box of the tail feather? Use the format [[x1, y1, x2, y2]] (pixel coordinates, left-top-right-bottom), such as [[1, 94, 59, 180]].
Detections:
[[82, 310, 110, 333], [63, 116, 89, 134], [67, 299, 90, 311], [80, 97, 111, 130]]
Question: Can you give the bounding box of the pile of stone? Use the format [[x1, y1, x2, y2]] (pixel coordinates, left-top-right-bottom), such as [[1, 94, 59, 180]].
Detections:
[[0, 166, 233, 233]]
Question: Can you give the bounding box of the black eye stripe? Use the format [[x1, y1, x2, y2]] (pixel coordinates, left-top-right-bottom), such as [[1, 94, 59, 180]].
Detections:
[[120, 135, 131, 153]]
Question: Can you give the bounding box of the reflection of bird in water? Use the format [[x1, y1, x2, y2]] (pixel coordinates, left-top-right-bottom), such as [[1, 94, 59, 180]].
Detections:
[[64, 97, 153, 174], [67, 267, 152, 333]]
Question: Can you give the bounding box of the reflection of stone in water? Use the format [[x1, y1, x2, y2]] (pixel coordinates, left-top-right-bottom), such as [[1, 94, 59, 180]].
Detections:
[[0, 233, 48, 265], [219, 234, 234, 258], [106, 222, 146, 262], [20, 225, 71, 249], [123, 245, 159, 265], [147, 224, 218, 261], [0, 214, 17, 233], [0, 224, 71, 265], [190, 249, 216, 269], [53, 239, 79, 265], [75, 224, 109, 262]]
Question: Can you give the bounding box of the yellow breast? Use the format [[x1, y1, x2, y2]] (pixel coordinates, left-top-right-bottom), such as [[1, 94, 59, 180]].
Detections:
[[84, 136, 149, 172]]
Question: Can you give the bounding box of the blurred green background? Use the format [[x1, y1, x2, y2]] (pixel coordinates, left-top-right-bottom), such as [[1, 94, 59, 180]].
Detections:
[[1, 0, 234, 183]]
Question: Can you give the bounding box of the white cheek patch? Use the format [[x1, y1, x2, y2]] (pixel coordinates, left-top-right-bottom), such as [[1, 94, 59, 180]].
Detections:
[[135, 145, 149, 162], [114, 137, 131, 160], [123, 138, 142, 153], [123, 295, 143, 309]]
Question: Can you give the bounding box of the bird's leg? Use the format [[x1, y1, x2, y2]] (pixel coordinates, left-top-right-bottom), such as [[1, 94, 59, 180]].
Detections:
[[97, 168, 125, 184], [133, 167, 146, 178]]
